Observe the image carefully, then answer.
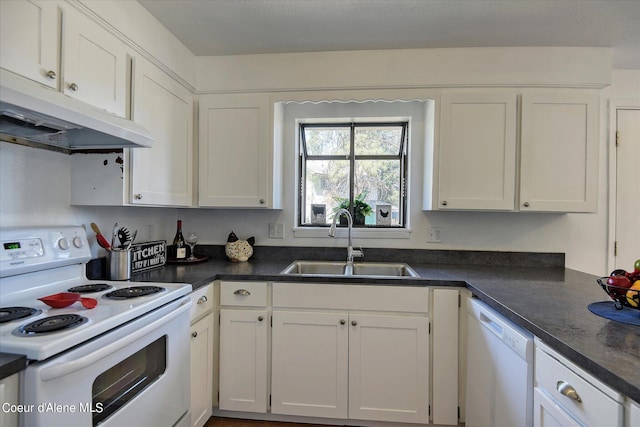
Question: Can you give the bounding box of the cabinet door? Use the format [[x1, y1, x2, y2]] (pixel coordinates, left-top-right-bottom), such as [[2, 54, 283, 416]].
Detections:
[[190, 314, 213, 427], [533, 388, 581, 427], [130, 57, 194, 206], [520, 93, 599, 212], [219, 309, 268, 413], [271, 311, 349, 419], [437, 93, 517, 210], [199, 94, 271, 207], [0, 0, 59, 88], [348, 313, 429, 423], [62, 6, 128, 117]]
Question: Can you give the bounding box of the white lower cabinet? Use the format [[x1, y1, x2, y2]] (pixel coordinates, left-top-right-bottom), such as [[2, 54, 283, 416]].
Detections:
[[218, 281, 269, 413], [270, 283, 430, 424], [534, 340, 623, 427], [629, 400, 640, 427], [0, 372, 19, 427], [189, 284, 215, 427]]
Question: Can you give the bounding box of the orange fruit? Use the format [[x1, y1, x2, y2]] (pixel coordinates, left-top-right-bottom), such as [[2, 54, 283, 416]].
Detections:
[[625, 281, 640, 308]]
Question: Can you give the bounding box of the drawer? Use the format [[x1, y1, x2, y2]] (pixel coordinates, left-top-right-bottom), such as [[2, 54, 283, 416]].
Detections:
[[272, 283, 429, 313], [220, 281, 268, 307], [190, 283, 214, 322], [535, 345, 623, 427]]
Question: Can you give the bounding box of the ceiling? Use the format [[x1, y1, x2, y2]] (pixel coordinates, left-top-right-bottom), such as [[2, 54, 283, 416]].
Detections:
[[138, 0, 640, 69]]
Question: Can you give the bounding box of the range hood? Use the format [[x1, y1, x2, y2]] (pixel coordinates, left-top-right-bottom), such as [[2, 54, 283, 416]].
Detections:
[[0, 71, 153, 152]]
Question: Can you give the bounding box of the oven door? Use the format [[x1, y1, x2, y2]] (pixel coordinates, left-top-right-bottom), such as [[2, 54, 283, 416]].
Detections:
[[21, 296, 191, 427]]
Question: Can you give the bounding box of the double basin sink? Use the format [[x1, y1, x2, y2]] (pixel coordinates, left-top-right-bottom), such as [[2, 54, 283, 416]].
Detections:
[[281, 260, 419, 278]]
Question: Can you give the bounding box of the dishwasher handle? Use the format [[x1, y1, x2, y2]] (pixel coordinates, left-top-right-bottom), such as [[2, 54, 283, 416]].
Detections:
[[479, 311, 505, 340]]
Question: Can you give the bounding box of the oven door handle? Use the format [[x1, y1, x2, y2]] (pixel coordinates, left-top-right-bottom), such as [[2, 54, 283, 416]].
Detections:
[[40, 298, 191, 381]]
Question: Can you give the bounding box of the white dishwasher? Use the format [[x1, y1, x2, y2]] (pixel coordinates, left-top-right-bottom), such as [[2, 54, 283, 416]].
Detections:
[[466, 297, 534, 427]]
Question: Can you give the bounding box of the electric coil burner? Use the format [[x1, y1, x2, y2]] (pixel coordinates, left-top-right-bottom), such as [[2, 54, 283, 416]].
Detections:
[[67, 283, 113, 293], [15, 314, 88, 336], [104, 285, 165, 299], [0, 307, 41, 324]]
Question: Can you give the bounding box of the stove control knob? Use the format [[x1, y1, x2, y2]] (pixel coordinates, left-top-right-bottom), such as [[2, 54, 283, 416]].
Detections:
[[73, 237, 84, 248], [58, 238, 70, 250]]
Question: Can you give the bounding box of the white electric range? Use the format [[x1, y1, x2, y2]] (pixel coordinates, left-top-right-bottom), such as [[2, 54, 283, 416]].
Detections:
[[0, 226, 192, 427]]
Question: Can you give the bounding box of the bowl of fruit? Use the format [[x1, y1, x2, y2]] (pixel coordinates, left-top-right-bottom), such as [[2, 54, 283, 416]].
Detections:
[[597, 259, 640, 310]]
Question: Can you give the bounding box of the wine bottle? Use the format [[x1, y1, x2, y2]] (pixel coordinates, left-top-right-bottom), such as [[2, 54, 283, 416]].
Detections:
[[173, 220, 186, 259]]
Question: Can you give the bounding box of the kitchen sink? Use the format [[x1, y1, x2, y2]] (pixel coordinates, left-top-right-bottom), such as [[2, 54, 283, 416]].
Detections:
[[281, 260, 419, 278]]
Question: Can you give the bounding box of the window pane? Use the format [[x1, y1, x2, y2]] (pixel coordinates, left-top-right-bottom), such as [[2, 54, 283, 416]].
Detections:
[[304, 159, 349, 224], [304, 126, 350, 156], [354, 159, 401, 225], [354, 126, 403, 155]]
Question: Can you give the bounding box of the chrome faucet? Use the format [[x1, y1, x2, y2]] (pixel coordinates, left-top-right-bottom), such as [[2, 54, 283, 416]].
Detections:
[[329, 208, 364, 263]]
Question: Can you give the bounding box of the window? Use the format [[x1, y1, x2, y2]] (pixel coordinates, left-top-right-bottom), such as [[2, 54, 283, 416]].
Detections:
[[298, 122, 408, 228]]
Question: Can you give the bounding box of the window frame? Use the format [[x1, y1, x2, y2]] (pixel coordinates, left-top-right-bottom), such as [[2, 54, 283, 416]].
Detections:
[[297, 121, 409, 228]]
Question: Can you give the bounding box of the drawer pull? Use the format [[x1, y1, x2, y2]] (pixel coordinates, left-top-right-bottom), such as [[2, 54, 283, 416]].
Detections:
[[191, 331, 197, 338], [340, 319, 346, 325], [351, 320, 358, 326], [556, 381, 582, 402], [197, 296, 208, 304], [258, 316, 264, 322], [234, 289, 251, 296]]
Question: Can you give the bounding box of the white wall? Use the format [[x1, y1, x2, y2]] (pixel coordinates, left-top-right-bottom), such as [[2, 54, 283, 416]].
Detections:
[[1, 60, 637, 275]]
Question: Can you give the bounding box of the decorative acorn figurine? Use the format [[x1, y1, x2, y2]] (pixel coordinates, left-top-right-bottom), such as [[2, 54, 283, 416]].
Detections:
[[225, 231, 255, 262]]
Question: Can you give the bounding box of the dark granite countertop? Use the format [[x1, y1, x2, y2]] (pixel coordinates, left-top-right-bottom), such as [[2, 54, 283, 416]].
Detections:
[[123, 248, 640, 403], [0, 353, 27, 380]]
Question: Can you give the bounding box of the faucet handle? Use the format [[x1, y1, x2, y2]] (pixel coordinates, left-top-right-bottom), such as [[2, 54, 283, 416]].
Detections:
[[351, 247, 364, 259]]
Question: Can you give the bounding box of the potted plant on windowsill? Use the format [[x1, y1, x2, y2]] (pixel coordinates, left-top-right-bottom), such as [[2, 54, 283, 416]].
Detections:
[[333, 193, 373, 226]]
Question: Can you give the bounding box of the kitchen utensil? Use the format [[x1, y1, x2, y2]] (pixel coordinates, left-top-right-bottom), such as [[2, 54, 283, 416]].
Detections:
[[108, 249, 132, 280], [39, 292, 82, 308], [111, 222, 118, 249], [91, 222, 111, 250], [117, 227, 131, 249], [126, 230, 137, 250], [80, 297, 97, 309]]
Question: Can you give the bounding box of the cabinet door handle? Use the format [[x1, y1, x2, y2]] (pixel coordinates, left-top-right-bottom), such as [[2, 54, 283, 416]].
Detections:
[[340, 319, 346, 325], [234, 289, 250, 296], [523, 202, 530, 208], [351, 320, 358, 326], [197, 296, 208, 304], [258, 316, 264, 322], [556, 381, 582, 402], [134, 194, 142, 200], [191, 331, 198, 338], [441, 201, 448, 206], [69, 82, 79, 91], [259, 199, 265, 204], [46, 70, 57, 80]]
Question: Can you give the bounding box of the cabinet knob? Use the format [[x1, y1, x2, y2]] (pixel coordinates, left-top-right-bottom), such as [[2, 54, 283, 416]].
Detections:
[[351, 320, 358, 326], [340, 319, 346, 325], [523, 202, 530, 208], [134, 194, 142, 200], [441, 201, 448, 206], [197, 296, 208, 304], [258, 316, 264, 322], [259, 199, 265, 204], [556, 381, 582, 402], [191, 331, 198, 338], [46, 70, 57, 80], [69, 82, 79, 91], [233, 289, 251, 296]]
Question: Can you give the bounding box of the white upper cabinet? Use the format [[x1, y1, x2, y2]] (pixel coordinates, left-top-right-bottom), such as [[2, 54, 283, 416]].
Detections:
[[520, 93, 599, 212], [130, 57, 194, 206], [437, 93, 517, 210], [0, 0, 59, 89], [429, 91, 598, 213], [1, 1, 129, 117], [199, 93, 281, 208]]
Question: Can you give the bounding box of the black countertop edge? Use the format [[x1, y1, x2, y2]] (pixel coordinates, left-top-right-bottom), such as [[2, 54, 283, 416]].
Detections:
[[0, 353, 27, 380]]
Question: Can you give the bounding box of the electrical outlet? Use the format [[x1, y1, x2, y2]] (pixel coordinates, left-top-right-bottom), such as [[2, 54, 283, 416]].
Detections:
[[269, 222, 284, 239], [427, 227, 442, 243]]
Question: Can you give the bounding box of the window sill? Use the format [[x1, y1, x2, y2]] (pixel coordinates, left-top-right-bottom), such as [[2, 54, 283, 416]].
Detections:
[[292, 227, 412, 239]]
